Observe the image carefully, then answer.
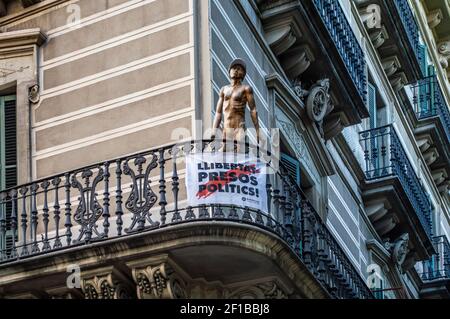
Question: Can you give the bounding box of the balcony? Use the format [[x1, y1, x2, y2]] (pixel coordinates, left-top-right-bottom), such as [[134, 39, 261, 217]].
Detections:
[[359, 125, 435, 266], [419, 235, 450, 298], [421, 0, 450, 83], [255, 0, 368, 138], [0, 141, 373, 299], [401, 75, 450, 196], [311, 0, 367, 105], [357, 0, 425, 89]]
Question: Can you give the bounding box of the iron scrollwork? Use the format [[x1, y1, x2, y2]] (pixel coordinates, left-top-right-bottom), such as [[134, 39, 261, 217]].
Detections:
[[71, 168, 105, 243], [123, 154, 160, 233]]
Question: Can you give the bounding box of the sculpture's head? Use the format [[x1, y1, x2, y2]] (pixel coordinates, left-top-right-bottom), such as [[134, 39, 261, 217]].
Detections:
[[228, 58, 247, 80]]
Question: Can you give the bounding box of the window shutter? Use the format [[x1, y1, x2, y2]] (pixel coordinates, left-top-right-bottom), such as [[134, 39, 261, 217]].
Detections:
[[417, 45, 431, 114], [4, 98, 17, 189], [419, 44, 428, 77], [280, 153, 300, 186], [428, 65, 436, 116], [366, 83, 379, 171], [368, 83, 376, 129], [373, 279, 384, 299], [0, 96, 17, 256]]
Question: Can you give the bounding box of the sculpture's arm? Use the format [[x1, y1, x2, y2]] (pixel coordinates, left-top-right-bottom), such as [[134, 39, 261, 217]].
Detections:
[[211, 87, 225, 139], [246, 86, 260, 144]]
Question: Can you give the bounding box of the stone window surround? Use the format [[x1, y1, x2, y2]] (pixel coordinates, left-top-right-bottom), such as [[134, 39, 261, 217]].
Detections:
[[0, 28, 46, 185]]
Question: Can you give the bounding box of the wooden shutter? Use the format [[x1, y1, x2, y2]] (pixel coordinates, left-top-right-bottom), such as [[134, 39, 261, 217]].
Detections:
[[418, 45, 431, 115], [367, 84, 379, 172], [419, 44, 428, 77], [368, 83, 376, 129], [373, 279, 384, 299], [280, 153, 300, 186], [428, 65, 436, 116], [0, 96, 17, 255]]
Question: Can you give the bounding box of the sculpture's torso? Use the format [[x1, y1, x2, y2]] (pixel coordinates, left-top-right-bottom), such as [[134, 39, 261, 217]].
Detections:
[[222, 84, 248, 130]]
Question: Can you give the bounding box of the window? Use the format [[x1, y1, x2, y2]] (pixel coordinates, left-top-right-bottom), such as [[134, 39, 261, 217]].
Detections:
[[0, 95, 17, 255]]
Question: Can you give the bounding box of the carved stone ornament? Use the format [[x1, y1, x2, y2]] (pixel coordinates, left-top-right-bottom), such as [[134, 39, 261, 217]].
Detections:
[[369, 27, 388, 49], [81, 272, 132, 299], [438, 41, 450, 69], [131, 262, 188, 299], [226, 281, 288, 299], [427, 9, 443, 29], [358, 3, 381, 29], [384, 233, 409, 267], [292, 79, 309, 101], [296, 79, 334, 138], [28, 84, 40, 104], [306, 79, 333, 122], [276, 117, 307, 159]]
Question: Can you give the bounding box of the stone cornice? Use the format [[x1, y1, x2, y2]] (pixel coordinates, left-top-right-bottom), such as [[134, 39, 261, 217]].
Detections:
[[0, 0, 70, 27], [0, 28, 47, 58], [0, 28, 46, 48]]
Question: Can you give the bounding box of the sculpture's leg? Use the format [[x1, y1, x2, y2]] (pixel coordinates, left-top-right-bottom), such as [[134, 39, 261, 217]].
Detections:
[[221, 128, 235, 153], [235, 127, 246, 154]]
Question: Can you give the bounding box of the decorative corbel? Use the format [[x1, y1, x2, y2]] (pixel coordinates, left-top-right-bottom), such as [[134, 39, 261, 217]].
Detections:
[[281, 45, 315, 79], [437, 41, 450, 69], [265, 25, 297, 56], [81, 267, 134, 299], [427, 9, 443, 29], [294, 79, 334, 139], [384, 233, 410, 269], [369, 26, 389, 49], [358, 3, 382, 29], [389, 72, 408, 92], [127, 256, 188, 299], [382, 56, 401, 77]]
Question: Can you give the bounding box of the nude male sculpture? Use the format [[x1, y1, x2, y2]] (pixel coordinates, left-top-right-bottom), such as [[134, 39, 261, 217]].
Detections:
[[211, 59, 260, 151]]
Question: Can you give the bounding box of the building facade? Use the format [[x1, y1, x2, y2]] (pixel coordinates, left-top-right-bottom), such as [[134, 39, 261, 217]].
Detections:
[[0, 0, 448, 299]]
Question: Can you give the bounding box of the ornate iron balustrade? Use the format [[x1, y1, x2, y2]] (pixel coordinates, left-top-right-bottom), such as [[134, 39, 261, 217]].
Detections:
[[421, 235, 450, 281], [394, 0, 424, 76], [0, 140, 373, 299], [411, 75, 450, 142], [300, 196, 373, 299], [359, 125, 433, 239], [312, 0, 367, 104]]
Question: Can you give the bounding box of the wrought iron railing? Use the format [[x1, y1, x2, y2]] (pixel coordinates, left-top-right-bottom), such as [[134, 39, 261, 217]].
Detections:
[[359, 125, 433, 239], [421, 235, 450, 281], [394, 0, 425, 76], [411, 75, 450, 142], [0, 140, 373, 299], [301, 197, 373, 299], [312, 0, 367, 104]]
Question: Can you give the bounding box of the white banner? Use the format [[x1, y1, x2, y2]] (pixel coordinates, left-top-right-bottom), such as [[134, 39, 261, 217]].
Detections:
[[185, 152, 268, 213]]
